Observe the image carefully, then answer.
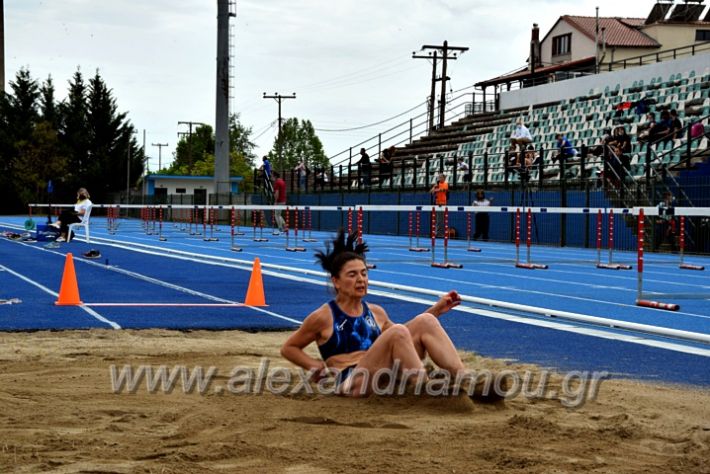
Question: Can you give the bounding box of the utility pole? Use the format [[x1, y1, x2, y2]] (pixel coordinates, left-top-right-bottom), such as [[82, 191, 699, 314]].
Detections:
[[263, 92, 296, 166], [152, 142, 169, 170], [177, 121, 206, 171], [0, 0, 5, 93], [414, 41, 468, 130], [412, 50, 438, 133], [126, 129, 138, 204]]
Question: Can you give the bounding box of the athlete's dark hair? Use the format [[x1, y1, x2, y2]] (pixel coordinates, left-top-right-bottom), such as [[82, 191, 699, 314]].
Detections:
[[315, 228, 368, 277]]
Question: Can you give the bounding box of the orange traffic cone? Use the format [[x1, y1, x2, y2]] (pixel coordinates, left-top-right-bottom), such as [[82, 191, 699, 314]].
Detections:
[[55, 253, 83, 306], [244, 257, 267, 306]]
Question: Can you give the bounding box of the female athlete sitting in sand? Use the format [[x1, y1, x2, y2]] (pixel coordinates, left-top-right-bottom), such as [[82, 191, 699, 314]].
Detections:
[[281, 230, 504, 400]]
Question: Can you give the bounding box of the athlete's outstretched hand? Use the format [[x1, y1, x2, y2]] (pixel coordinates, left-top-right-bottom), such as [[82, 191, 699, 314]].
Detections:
[[427, 290, 461, 318]]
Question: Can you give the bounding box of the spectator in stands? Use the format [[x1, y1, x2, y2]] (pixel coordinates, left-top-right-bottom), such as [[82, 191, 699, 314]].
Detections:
[[654, 191, 677, 252], [376, 147, 394, 178], [510, 118, 533, 151], [591, 129, 613, 157], [609, 127, 632, 155], [670, 109, 683, 139], [457, 157, 472, 186], [524, 145, 540, 168], [273, 171, 287, 232], [294, 160, 308, 191], [607, 127, 632, 185], [260, 155, 272, 181], [472, 189, 492, 241], [314, 167, 329, 189], [553, 134, 578, 163], [357, 148, 371, 187], [259, 155, 274, 200], [429, 174, 448, 236], [647, 111, 673, 145]]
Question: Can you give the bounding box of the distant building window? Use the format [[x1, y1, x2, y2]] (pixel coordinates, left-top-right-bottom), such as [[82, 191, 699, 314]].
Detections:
[[552, 33, 571, 56], [176, 188, 186, 194], [696, 30, 710, 42]]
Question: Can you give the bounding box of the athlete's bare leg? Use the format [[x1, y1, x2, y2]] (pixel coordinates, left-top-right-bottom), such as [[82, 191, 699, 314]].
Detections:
[[342, 324, 426, 397], [405, 313, 465, 376]]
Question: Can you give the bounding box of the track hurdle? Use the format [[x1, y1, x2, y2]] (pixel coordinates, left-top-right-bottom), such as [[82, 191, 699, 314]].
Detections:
[[203, 206, 219, 241], [285, 207, 306, 252], [357, 207, 376, 268], [408, 209, 430, 252], [107, 205, 118, 234], [252, 210, 269, 242], [431, 207, 463, 269], [465, 211, 482, 252], [158, 207, 167, 241], [635, 208, 680, 311], [302, 207, 318, 242], [596, 209, 632, 270], [230, 206, 242, 252], [679, 216, 705, 271], [515, 208, 548, 270]]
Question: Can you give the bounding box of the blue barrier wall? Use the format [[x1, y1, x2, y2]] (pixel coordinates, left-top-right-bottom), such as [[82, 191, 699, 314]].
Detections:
[[276, 189, 642, 249]]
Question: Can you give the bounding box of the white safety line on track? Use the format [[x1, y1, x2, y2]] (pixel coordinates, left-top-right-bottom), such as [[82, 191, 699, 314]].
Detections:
[[0, 262, 121, 330], [54, 236, 710, 353]]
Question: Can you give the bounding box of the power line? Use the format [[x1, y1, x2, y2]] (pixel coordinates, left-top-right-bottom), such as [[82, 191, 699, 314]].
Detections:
[[314, 100, 426, 133], [294, 54, 410, 91]]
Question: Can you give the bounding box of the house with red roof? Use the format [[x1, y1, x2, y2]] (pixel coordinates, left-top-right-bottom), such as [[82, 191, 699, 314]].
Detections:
[[477, 1, 710, 91]]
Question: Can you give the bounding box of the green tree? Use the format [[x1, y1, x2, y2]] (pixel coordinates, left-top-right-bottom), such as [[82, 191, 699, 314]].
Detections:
[[1, 69, 41, 210], [164, 115, 257, 193], [85, 70, 143, 201], [58, 69, 89, 194], [13, 122, 67, 206], [268, 118, 328, 172], [40, 76, 59, 129], [170, 124, 214, 174]]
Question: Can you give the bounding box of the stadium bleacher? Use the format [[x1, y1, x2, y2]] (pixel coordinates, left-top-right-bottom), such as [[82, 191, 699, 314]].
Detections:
[[368, 63, 710, 195]]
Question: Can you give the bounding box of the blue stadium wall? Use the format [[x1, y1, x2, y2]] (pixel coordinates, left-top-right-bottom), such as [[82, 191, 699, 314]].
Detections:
[[265, 190, 637, 250]]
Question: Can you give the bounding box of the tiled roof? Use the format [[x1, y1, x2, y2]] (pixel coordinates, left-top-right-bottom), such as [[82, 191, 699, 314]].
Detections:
[[475, 57, 596, 88], [564, 16, 660, 48]]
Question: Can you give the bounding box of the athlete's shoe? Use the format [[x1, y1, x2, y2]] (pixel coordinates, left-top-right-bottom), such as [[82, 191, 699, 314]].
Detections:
[[459, 372, 508, 403], [83, 249, 101, 259]]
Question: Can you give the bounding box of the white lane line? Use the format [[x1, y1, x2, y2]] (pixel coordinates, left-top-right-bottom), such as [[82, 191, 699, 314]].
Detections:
[[46, 238, 710, 352], [377, 265, 710, 320], [365, 289, 710, 358], [10, 240, 302, 327], [7, 226, 706, 345], [0, 263, 121, 330], [84, 236, 710, 325]]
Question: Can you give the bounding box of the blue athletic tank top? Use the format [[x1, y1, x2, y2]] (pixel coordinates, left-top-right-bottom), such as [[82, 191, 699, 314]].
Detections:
[[318, 300, 381, 361]]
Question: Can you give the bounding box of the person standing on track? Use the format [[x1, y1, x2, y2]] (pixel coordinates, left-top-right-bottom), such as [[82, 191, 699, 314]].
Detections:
[[429, 173, 449, 237], [273, 171, 287, 232], [280, 229, 505, 401], [472, 189, 492, 241]]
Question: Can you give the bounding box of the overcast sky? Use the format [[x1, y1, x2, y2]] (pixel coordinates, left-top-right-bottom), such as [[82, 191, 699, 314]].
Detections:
[[6, 0, 649, 171]]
